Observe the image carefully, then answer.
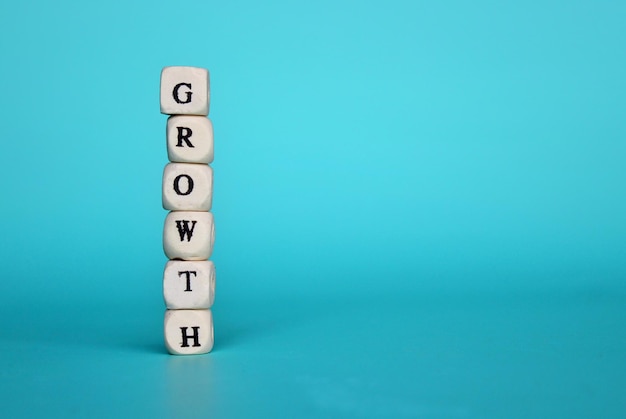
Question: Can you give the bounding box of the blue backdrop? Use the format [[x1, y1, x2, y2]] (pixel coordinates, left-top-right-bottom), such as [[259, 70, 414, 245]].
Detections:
[[1, 1, 625, 417]]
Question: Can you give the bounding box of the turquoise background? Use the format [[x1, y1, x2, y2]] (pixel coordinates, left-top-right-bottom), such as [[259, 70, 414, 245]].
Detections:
[[1, 0, 625, 417]]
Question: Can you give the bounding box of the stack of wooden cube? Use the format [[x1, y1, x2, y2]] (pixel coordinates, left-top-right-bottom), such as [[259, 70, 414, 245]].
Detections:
[[160, 66, 215, 355]]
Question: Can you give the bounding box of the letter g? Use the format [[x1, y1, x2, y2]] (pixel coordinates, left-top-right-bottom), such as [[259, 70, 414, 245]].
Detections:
[[173, 83, 192, 104]]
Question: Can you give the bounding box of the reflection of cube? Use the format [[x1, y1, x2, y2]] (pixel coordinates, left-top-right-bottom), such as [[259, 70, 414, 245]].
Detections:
[[167, 116, 214, 163], [160, 66, 210, 116], [163, 211, 215, 260], [164, 260, 216, 309], [164, 309, 214, 355], [162, 163, 213, 211]]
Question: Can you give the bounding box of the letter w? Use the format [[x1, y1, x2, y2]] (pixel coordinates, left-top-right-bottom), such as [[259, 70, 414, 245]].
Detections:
[[175, 220, 197, 242]]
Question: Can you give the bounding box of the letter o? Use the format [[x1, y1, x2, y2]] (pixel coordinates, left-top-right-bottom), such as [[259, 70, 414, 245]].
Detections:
[[173, 174, 194, 196]]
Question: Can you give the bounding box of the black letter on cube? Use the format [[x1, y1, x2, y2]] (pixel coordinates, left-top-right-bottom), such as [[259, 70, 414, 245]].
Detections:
[[176, 127, 194, 148], [173, 174, 194, 196], [175, 220, 197, 241], [180, 326, 201, 347], [173, 83, 192, 104], [178, 270, 197, 292]]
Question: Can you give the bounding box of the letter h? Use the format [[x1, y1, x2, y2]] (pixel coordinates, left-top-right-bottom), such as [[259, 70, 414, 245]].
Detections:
[[180, 326, 201, 347]]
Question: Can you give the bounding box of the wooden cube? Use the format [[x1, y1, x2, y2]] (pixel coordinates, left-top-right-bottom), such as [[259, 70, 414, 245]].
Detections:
[[164, 309, 214, 355], [164, 260, 216, 309], [167, 116, 214, 163], [160, 66, 210, 116], [162, 163, 213, 211], [163, 211, 215, 260]]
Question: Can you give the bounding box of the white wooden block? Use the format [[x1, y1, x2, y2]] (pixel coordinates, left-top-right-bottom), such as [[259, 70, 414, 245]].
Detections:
[[167, 116, 214, 164], [164, 260, 216, 309], [162, 163, 213, 211], [160, 66, 210, 116], [164, 309, 214, 355], [163, 211, 215, 260]]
